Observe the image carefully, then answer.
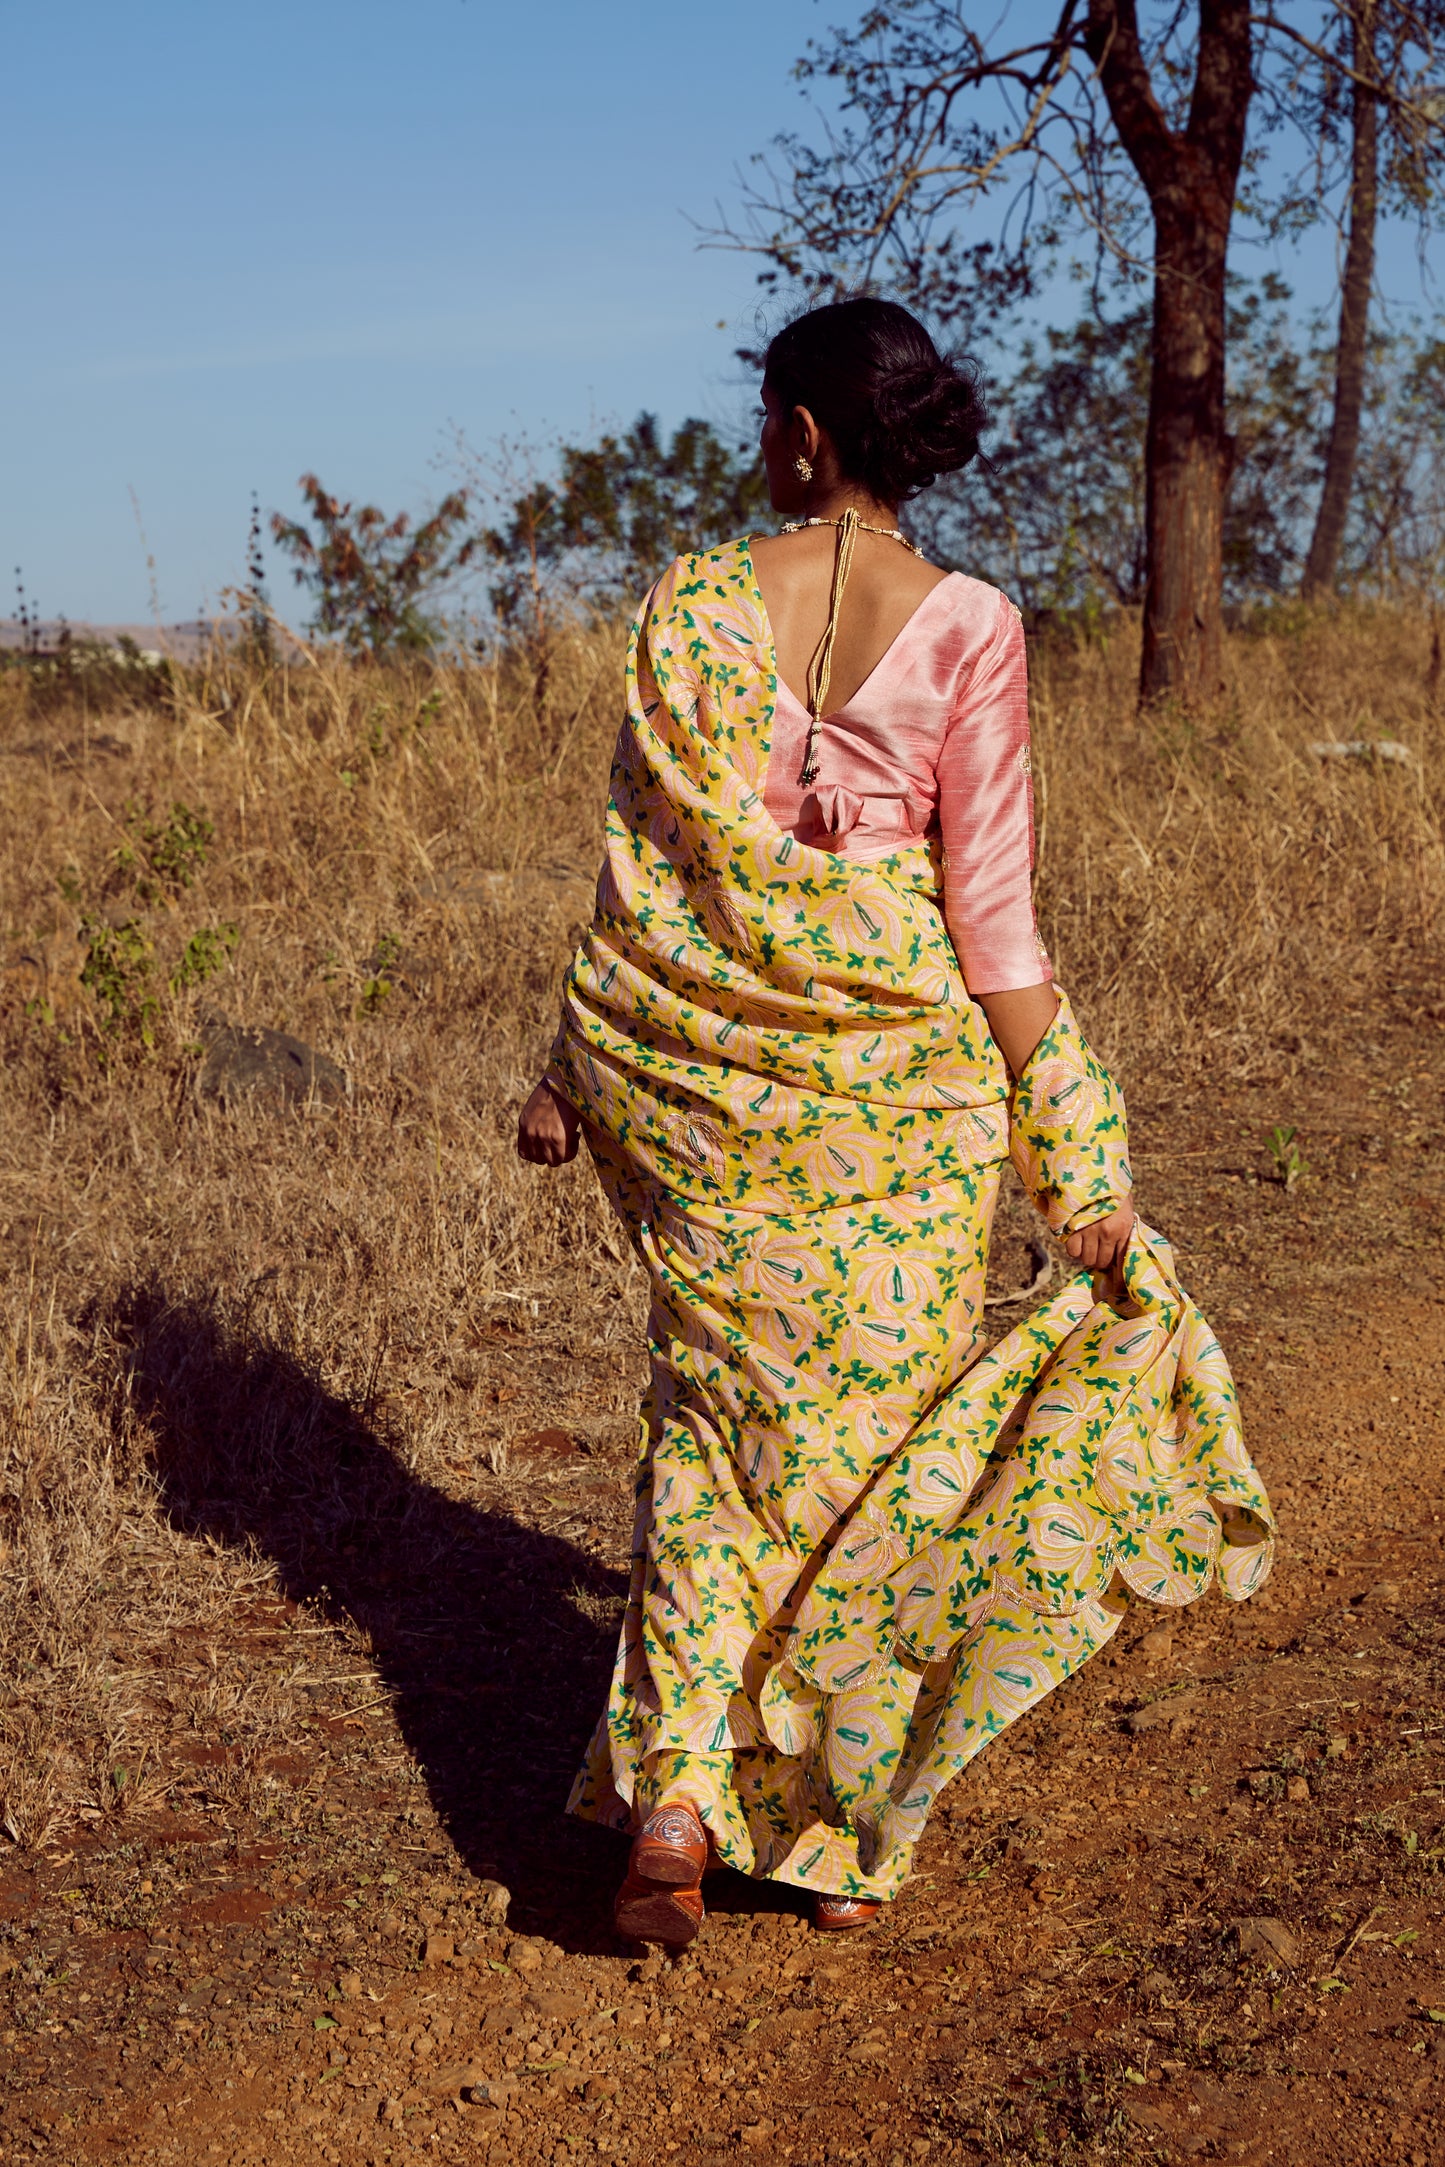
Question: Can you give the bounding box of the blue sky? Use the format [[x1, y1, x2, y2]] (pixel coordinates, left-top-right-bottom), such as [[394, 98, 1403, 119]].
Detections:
[[3, 0, 815, 624], [2, 1, 1437, 625]]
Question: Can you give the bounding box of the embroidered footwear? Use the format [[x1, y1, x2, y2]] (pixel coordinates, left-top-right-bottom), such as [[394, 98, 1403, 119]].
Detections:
[[613, 1873, 705, 1948], [613, 1802, 710, 1947], [630, 1802, 709, 1889], [814, 1895, 883, 1932]]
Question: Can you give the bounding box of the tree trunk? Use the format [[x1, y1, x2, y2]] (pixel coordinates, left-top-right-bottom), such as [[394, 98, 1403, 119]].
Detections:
[[1301, 0, 1378, 598], [1087, 0, 1253, 705], [1141, 203, 1234, 698]]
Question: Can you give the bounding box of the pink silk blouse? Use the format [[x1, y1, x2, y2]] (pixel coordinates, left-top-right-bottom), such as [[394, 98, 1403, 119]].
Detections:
[[762, 572, 1051, 995]]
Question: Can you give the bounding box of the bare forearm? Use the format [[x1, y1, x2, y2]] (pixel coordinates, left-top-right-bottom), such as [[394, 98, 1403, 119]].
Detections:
[[984, 979, 1136, 1283], [977, 981, 1060, 1080]]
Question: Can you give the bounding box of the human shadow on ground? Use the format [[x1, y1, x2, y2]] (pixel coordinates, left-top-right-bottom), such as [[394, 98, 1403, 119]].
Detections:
[[109, 1281, 630, 1951]]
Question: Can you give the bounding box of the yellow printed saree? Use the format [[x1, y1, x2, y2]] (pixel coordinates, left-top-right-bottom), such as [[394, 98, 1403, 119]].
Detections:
[[553, 540, 1274, 1900]]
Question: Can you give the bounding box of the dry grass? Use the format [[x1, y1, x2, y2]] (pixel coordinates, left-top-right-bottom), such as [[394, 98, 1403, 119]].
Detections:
[[0, 597, 1441, 1851], [1029, 602, 1445, 1067]]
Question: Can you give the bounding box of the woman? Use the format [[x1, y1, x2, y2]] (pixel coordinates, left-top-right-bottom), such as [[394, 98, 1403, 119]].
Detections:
[[517, 298, 1273, 1946]]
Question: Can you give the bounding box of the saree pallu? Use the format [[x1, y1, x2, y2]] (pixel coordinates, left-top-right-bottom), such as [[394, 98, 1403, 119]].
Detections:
[[553, 540, 1274, 1900]]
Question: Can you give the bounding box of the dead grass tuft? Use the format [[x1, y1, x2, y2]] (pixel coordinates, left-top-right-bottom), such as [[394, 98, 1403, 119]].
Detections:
[[1029, 603, 1445, 1070]]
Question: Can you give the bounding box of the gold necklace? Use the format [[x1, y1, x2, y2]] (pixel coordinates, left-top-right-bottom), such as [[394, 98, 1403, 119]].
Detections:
[[779, 513, 924, 558]]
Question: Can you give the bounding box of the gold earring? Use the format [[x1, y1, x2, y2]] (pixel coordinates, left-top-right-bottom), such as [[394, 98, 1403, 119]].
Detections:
[[794, 455, 814, 483]]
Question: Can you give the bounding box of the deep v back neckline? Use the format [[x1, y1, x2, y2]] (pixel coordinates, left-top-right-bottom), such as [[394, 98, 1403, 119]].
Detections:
[[756, 561, 960, 723]]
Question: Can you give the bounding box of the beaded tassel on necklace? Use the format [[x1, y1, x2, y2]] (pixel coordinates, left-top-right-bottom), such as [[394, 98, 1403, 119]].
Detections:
[[780, 508, 923, 788]]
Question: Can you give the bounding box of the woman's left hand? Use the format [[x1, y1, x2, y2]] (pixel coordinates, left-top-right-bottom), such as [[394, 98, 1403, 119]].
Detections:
[[517, 1079, 581, 1167]]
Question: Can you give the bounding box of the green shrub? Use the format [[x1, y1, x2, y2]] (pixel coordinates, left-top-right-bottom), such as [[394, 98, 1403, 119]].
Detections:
[[79, 916, 156, 1050], [169, 923, 238, 993]]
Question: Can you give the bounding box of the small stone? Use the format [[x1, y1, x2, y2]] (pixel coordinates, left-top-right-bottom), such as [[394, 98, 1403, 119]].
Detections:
[[422, 1934, 453, 1967], [1366, 1580, 1401, 1605], [527, 1991, 586, 2023], [772, 2005, 826, 2037], [337, 1970, 363, 1999], [1138, 1626, 1174, 1663], [1126, 1691, 1199, 1735], [422, 2061, 488, 2097], [1231, 1916, 1300, 1968], [1285, 1775, 1310, 1803], [462, 2076, 515, 2107], [585, 2076, 619, 2102], [1142, 1970, 1172, 2000], [508, 1938, 544, 1974], [475, 1879, 510, 1926], [197, 1020, 348, 1109]]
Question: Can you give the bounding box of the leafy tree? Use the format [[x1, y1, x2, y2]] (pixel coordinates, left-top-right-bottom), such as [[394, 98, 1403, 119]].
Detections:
[[909, 306, 1154, 617], [555, 413, 771, 598], [910, 282, 1443, 618], [724, 0, 1445, 701], [1291, 1, 1445, 594], [910, 283, 1325, 615], [475, 414, 769, 637], [1346, 330, 1445, 588], [271, 475, 477, 654], [1221, 291, 1331, 598]]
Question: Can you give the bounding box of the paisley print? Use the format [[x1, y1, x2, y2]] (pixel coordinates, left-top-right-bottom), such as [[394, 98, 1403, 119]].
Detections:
[[556, 541, 1274, 1900]]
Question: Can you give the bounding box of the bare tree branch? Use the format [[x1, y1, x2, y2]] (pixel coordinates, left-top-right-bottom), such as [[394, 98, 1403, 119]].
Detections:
[[713, 0, 1445, 694]]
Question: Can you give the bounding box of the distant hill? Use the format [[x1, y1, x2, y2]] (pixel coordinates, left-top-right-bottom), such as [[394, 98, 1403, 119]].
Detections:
[[0, 619, 272, 661]]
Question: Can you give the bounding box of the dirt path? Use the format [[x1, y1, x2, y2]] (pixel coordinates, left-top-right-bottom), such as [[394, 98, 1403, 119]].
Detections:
[[3, 1014, 1443, 2167]]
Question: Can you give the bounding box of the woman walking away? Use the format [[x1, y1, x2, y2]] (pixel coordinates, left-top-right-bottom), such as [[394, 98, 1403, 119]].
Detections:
[[517, 298, 1274, 1946]]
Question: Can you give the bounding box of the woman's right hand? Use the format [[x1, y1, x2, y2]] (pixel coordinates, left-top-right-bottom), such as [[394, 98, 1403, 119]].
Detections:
[[1063, 1200, 1134, 1274], [517, 1079, 581, 1167], [1064, 1200, 1135, 1306]]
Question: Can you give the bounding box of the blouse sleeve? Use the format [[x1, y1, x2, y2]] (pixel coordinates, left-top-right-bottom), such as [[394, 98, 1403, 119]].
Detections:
[[938, 591, 1052, 996]]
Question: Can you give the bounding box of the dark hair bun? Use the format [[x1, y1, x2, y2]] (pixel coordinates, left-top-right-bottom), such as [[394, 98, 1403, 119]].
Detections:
[[763, 298, 987, 503]]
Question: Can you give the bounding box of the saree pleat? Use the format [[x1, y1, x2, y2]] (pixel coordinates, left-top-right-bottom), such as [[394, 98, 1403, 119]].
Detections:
[[553, 541, 1274, 1900]]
